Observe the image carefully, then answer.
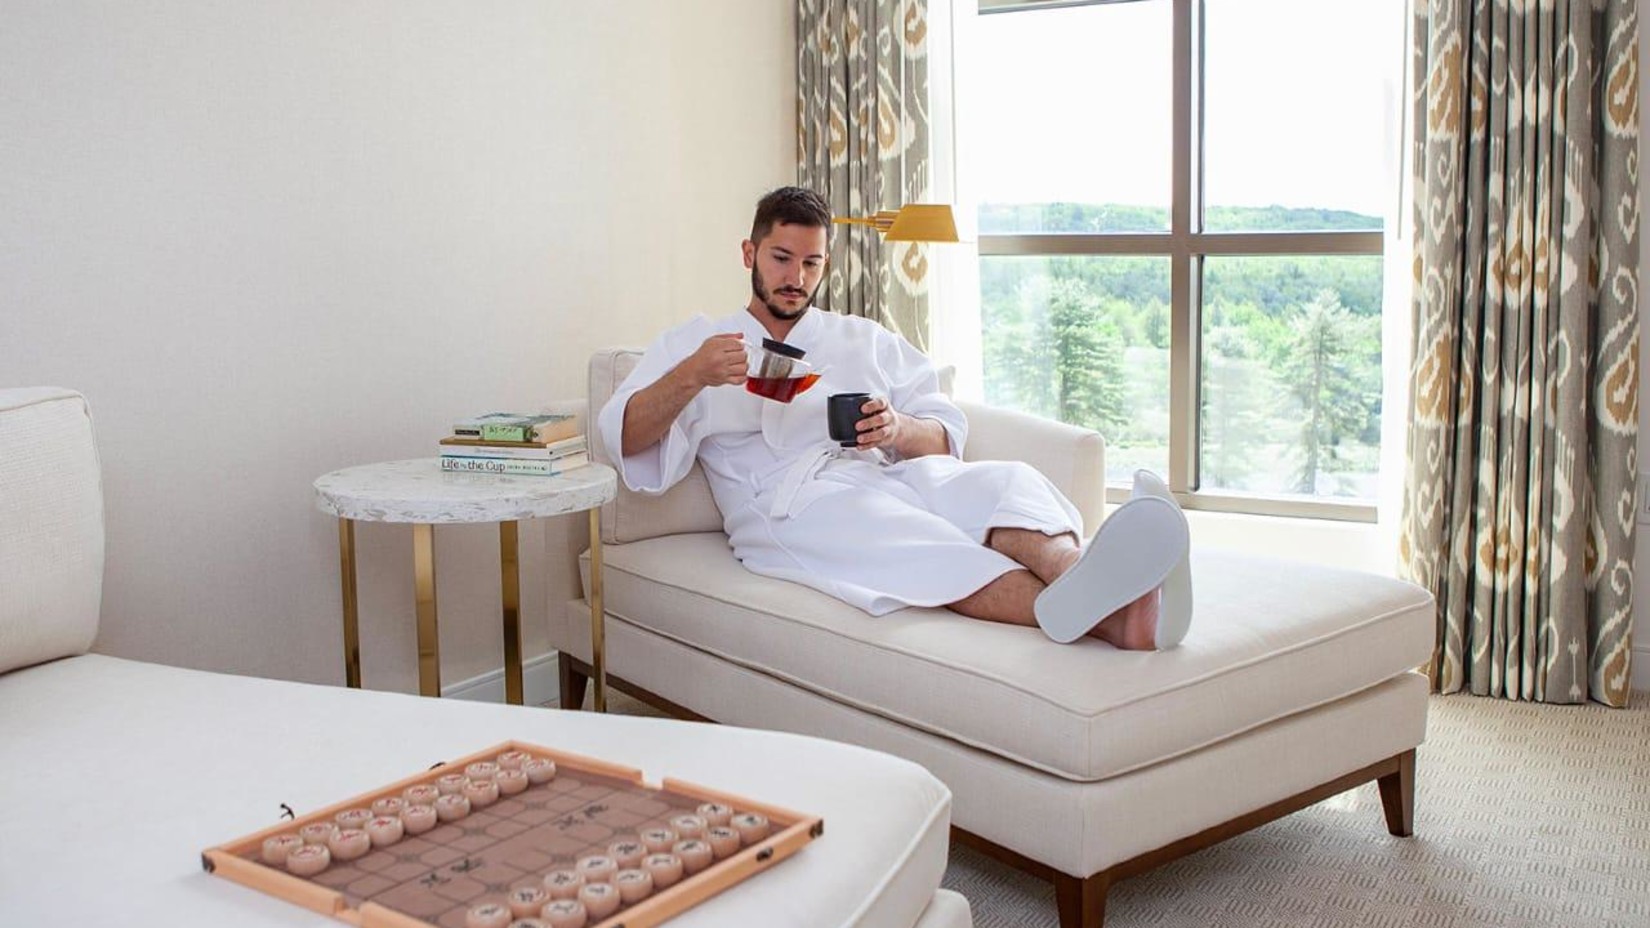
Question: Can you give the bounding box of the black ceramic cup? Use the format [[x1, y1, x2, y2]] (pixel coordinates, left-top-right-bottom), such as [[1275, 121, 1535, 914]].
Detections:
[[827, 392, 872, 447]]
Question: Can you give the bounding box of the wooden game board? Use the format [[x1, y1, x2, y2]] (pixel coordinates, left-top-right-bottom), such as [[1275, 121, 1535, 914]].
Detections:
[[202, 740, 824, 928]]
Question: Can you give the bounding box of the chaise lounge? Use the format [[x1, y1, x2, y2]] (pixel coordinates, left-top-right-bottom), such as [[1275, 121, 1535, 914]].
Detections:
[[0, 386, 973, 928], [543, 348, 1435, 928]]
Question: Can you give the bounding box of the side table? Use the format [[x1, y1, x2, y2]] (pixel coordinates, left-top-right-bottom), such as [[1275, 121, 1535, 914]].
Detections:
[[313, 459, 618, 709]]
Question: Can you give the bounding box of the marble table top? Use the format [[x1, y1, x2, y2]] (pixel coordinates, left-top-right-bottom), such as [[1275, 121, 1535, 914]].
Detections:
[[314, 458, 617, 524]]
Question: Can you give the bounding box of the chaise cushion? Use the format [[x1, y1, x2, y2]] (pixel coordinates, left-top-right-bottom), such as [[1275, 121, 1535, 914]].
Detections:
[[582, 536, 1434, 781], [0, 387, 103, 674]]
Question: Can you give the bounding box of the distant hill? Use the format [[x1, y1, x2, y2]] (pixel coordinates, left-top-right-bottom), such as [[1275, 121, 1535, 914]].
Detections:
[[979, 202, 1383, 234]]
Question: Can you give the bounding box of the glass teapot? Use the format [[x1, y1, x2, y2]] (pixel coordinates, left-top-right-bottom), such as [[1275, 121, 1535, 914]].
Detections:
[[743, 337, 821, 403]]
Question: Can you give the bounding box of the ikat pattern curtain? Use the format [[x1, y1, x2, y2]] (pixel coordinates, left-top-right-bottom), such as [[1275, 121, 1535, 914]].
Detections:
[[797, 0, 934, 350], [1402, 0, 1640, 706]]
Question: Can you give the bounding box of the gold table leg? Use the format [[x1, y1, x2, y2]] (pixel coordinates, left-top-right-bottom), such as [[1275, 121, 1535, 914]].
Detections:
[[589, 507, 607, 712], [338, 518, 361, 688], [500, 520, 523, 705], [413, 523, 441, 698]]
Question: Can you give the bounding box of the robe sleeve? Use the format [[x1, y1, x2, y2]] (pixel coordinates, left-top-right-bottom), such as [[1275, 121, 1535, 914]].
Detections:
[[596, 317, 719, 495], [873, 324, 969, 459]]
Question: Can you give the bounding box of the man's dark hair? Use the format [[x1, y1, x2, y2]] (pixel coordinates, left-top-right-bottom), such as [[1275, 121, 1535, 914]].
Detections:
[[750, 186, 832, 244]]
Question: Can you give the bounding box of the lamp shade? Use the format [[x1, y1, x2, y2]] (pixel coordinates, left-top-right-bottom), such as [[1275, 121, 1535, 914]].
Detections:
[[834, 204, 962, 243]]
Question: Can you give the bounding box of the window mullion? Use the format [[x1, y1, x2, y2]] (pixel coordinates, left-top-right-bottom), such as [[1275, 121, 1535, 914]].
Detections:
[[1167, 0, 1200, 496]]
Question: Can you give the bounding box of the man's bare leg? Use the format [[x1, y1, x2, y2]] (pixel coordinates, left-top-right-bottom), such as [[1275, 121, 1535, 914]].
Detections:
[[985, 527, 1079, 584], [944, 528, 1161, 649]]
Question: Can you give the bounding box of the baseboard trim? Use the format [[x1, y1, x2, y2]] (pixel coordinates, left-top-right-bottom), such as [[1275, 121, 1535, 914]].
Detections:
[[442, 651, 560, 706], [1633, 647, 1649, 695]]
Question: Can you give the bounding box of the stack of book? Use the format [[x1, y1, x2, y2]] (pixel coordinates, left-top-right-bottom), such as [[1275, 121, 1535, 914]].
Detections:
[[440, 412, 589, 476]]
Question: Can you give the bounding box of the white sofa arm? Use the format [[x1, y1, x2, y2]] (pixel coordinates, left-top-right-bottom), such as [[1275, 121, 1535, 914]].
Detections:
[[956, 400, 1106, 535], [541, 398, 593, 630]]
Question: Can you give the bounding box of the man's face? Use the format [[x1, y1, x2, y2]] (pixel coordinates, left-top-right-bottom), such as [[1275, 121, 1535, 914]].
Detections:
[[743, 222, 828, 321]]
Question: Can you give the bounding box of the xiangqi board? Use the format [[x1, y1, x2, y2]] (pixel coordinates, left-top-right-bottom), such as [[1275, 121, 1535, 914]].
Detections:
[[202, 741, 823, 928]]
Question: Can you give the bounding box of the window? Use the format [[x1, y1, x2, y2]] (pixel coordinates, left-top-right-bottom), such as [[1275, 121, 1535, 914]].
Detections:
[[963, 0, 1403, 520]]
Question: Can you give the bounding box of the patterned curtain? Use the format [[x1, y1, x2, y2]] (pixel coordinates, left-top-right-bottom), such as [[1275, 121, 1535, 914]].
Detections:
[[1401, 0, 1639, 707], [797, 0, 934, 351]]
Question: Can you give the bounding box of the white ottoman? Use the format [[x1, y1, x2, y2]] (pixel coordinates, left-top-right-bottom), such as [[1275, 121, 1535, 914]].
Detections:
[[0, 386, 972, 928]]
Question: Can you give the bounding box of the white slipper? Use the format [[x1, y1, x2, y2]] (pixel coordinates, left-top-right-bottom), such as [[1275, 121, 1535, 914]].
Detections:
[[1033, 495, 1189, 644], [1130, 470, 1195, 649]]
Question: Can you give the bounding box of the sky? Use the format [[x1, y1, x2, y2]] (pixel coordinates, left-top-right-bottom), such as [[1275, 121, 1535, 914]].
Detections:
[[962, 0, 1406, 218]]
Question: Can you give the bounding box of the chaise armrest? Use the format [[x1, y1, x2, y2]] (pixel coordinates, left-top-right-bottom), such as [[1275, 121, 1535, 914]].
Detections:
[[955, 399, 1106, 534]]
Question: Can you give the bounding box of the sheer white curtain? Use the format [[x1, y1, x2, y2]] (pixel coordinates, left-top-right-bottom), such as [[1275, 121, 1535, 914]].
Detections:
[[924, 0, 983, 398]]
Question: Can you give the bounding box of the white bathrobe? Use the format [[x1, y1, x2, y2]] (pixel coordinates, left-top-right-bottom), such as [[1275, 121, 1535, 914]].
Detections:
[[598, 308, 1084, 614]]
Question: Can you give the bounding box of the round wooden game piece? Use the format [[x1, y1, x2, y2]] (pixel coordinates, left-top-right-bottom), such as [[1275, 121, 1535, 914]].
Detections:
[[465, 902, 512, 928], [705, 826, 741, 859], [298, 822, 338, 846], [435, 793, 472, 822], [672, 840, 713, 875], [542, 869, 584, 900], [285, 842, 331, 877], [495, 769, 529, 796], [642, 853, 684, 889], [639, 828, 678, 854], [328, 827, 372, 862], [576, 882, 620, 920], [463, 777, 501, 808], [506, 885, 550, 918], [403, 784, 440, 806], [371, 796, 405, 818], [731, 812, 770, 844], [505, 920, 547, 928], [437, 773, 469, 795], [523, 758, 557, 785], [575, 855, 617, 884], [613, 868, 653, 904], [401, 803, 438, 835], [539, 900, 587, 928], [334, 808, 374, 831], [696, 802, 734, 827], [465, 761, 500, 781], [668, 815, 706, 840], [607, 840, 645, 869], [261, 833, 305, 865], [496, 750, 531, 771], [365, 815, 404, 847]]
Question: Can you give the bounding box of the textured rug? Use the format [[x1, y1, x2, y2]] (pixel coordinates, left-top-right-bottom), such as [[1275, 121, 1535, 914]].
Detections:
[[591, 690, 1650, 927]]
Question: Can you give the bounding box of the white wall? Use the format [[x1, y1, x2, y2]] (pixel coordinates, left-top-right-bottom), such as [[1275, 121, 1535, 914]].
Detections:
[[0, 1, 794, 692]]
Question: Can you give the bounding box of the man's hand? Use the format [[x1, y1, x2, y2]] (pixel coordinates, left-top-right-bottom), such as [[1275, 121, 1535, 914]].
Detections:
[[853, 397, 950, 458], [680, 333, 747, 388], [621, 333, 746, 456]]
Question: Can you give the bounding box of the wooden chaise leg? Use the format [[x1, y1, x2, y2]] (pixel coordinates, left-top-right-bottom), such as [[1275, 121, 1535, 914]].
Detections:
[[1054, 870, 1109, 928], [557, 652, 590, 711], [1376, 748, 1416, 836]]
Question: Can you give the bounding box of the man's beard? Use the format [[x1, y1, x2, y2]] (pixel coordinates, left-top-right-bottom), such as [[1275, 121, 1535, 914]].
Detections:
[[751, 267, 819, 321]]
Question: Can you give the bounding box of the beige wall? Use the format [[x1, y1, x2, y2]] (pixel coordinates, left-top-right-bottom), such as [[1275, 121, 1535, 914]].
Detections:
[[0, 1, 794, 692]]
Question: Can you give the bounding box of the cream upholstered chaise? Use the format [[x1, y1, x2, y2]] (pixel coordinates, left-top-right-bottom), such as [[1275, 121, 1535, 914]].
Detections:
[[0, 386, 974, 928], [543, 349, 1434, 928]]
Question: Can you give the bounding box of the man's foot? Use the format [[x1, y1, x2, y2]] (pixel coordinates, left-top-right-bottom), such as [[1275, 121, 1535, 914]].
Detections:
[[1089, 588, 1161, 650], [1130, 469, 1195, 649], [1033, 495, 1188, 644]]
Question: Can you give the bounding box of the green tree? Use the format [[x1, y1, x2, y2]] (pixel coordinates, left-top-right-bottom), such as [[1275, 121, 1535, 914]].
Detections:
[[1200, 325, 1275, 489], [982, 277, 1129, 440], [1049, 280, 1128, 438], [1276, 290, 1380, 494]]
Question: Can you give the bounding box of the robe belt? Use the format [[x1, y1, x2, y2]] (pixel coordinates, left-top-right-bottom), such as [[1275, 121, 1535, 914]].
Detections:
[[769, 447, 837, 519]]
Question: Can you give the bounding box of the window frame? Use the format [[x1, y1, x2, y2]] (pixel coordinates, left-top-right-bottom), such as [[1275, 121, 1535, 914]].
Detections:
[[975, 0, 1385, 522]]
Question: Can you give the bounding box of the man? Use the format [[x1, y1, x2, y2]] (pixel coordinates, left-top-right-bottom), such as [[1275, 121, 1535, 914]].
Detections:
[[598, 187, 1192, 648]]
